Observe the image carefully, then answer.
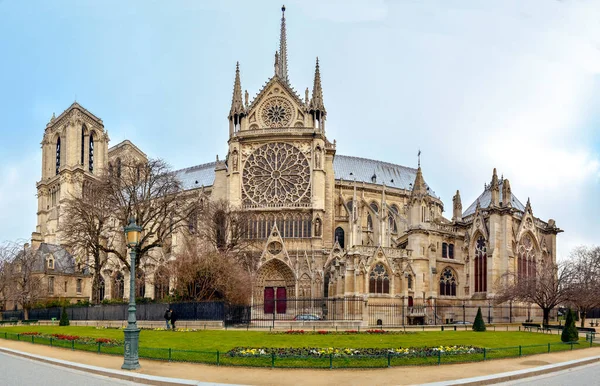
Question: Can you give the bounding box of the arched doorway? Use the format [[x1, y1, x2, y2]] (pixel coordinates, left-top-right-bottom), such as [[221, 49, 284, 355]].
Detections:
[[255, 259, 296, 314]]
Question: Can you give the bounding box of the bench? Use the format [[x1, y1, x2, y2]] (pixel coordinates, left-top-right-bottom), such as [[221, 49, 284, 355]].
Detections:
[[577, 327, 596, 333], [522, 323, 541, 332], [543, 324, 562, 334], [21, 320, 38, 325]]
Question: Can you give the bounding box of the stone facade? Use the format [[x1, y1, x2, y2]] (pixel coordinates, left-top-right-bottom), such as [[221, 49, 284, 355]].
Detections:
[[31, 7, 561, 316]]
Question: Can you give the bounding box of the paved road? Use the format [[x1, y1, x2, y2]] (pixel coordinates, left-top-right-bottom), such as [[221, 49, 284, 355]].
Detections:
[[0, 352, 139, 386], [496, 362, 600, 385]]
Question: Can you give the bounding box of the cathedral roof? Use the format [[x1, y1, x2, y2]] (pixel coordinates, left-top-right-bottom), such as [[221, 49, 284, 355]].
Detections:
[[175, 161, 217, 190], [333, 155, 438, 198], [175, 155, 439, 198], [462, 179, 525, 217]]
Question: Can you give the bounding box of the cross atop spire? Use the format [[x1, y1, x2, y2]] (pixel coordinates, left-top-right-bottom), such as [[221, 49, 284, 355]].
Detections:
[[278, 5, 289, 84]]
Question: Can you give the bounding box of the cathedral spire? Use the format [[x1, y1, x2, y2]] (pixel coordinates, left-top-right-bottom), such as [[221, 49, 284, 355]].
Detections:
[[309, 57, 326, 114], [278, 5, 289, 83], [229, 62, 245, 118], [452, 190, 462, 222], [411, 165, 427, 197]]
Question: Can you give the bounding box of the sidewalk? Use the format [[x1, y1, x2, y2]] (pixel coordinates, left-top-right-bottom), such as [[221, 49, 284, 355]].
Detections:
[[0, 339, 599, 386]]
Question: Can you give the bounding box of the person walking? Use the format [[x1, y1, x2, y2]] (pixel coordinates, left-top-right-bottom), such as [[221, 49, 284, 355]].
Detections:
[[170, 309, 177, 330], [164, 308, 171, 330]]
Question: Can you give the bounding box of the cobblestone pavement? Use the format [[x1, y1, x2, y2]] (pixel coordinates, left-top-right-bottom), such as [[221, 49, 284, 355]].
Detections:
[[496, 362, 600, 385], [0, 352, 138, 386]]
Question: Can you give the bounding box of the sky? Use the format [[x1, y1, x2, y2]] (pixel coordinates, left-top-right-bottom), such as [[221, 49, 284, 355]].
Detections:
[[0, 0, 598, 259]]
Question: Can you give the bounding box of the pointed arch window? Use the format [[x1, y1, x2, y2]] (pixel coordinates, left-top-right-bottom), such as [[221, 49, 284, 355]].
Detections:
[[518, 235, 536, 279], [55, 137, 61, 175], [112, 272, 124, 300], [475, 236, 487, 292], [369, 264, 389, 294], [370, 202, 379, 214], [388, 213, 397, 233], [88, 132, 95, 173], [81, 125, 85, 165], [439, 267, 457, 296], [334, 227, 345, 249], [136, 268, 146, 298], [154, 266, 170, 300], [367, 214, 373, 231], [116, 158, 122, 178], [442, 243, 448, 258], [407, 274, 413, 290]]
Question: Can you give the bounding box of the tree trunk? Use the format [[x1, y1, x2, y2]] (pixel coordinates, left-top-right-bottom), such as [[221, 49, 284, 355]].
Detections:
[[23, 307, 29, 320], [92, 273, 100, 304], [580, 311, 586, 328], [543, 308, 551, 326]]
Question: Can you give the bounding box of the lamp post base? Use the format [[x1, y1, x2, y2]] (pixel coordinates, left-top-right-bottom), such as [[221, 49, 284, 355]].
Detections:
[[122, 326, 141, 370]]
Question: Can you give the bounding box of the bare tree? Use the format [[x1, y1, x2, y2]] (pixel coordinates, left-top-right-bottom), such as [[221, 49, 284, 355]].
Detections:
[[61, 177, 113, 304], [103, 158, 196, 268], [195, 199, 258, 274], [1, 241, 46, 319], [497, 258, 570, 326], [171, 236, 250, 304], [564, 246, 600, 327]]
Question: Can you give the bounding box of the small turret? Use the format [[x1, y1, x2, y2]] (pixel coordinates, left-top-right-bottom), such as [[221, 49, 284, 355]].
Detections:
[[452, 190, 462, 222], [502, 178, 512, 207], [309, 57, 326, 130], [490, 168, 499, 206], [228, 62, 246, 136]]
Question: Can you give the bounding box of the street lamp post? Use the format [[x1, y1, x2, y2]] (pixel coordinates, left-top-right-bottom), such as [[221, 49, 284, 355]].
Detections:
[[122, 217, 142, 370]]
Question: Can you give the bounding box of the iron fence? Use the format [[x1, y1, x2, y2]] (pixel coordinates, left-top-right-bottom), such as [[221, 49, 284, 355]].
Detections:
[[1, 298, 562, 327], [249, 297, 364, 328]]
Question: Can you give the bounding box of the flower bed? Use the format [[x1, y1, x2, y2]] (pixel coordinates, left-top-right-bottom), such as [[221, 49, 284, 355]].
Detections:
[[20, 332, 121, 346], [273, 329, 411, 335], [227, 345, 483, 358]]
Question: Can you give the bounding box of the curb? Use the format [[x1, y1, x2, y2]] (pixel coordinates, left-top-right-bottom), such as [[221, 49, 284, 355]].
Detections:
[[419, 355, 600, 385], [0, 347, 245, 386]]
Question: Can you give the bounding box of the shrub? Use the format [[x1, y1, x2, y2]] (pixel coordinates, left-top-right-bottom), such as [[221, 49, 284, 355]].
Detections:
[[472, 307, 486, 332], [561, 309, 579, 342], [59, 307, 70, 326]]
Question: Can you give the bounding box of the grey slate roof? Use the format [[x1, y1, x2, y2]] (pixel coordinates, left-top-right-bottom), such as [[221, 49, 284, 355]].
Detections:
[[333, 155, 438, 197], [462, 179, 525, 217], [175, 155, 438, 197], [175, 162, 217, 190], [18, 243, 85, 274]]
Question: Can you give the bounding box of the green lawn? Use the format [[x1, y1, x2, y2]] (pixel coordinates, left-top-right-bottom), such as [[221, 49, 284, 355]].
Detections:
[[0, 326, 576, 351], [0, 326, 592, 368]]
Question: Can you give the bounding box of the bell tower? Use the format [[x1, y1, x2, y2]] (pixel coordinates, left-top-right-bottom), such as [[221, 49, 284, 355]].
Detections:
[[33, 102, 109, 246]]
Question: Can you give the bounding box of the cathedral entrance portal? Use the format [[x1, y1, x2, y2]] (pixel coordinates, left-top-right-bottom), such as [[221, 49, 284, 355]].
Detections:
[[255, 259, 295, 314]]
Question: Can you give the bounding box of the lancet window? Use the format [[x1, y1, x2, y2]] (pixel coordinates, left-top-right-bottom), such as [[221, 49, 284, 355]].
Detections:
[[518, 235, 536, 279], [55, 137, 61, 175], [474, 236, 487, 292], [244, 213, 312, 239], [369, 264, 389, 294], [89, 132, 94, 172], [439, 267, 457, 296]]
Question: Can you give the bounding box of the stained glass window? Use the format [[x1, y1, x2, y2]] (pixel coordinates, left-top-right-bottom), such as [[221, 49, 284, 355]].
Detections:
[[439, 267, 457, 296], [369, 264, 389, 294]]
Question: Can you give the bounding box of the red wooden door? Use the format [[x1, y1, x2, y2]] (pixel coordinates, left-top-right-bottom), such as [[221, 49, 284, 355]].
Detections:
[[408, 296, 414, 307], [264, 287, 275, 314], [276, 287, 287, 314]]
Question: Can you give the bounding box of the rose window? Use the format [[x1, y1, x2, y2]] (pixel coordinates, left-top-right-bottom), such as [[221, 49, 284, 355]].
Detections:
[[242, 142, 311, 206], [260, 97, 293, 127]]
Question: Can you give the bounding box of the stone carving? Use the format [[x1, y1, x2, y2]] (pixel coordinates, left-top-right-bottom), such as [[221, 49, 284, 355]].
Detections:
[[260, 97, 293, 127], [315, 148, 321, 169], [231, 150, 238, 172]]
